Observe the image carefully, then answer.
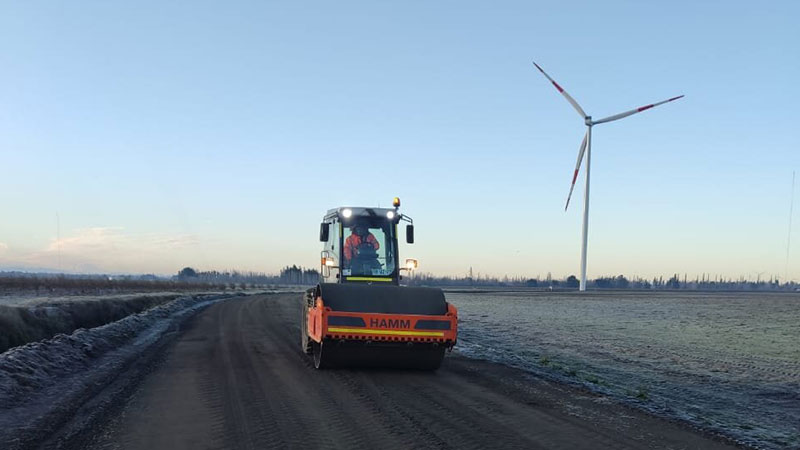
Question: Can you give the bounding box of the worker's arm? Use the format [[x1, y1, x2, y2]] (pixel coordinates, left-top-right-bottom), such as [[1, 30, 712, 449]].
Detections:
[[343, 237, 353, 260], [368, 234, 380, 250]]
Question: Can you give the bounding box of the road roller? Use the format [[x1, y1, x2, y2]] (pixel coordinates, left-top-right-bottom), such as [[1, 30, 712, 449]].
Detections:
[[301, 197, 458, 370]]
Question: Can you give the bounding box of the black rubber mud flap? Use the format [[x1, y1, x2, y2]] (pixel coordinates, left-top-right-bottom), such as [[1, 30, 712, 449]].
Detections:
[[317, 283, 447, 315]]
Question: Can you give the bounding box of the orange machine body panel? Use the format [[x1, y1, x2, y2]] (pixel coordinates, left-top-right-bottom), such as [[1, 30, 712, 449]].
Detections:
[[307, 296, 457, 346]]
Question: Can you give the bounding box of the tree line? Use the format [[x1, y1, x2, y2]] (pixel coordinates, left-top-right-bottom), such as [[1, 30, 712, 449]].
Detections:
[[0, 265, 323, 295], [406, 272, 798, 291], [3, 268, 796, 292], [176, 266, 319, 286]]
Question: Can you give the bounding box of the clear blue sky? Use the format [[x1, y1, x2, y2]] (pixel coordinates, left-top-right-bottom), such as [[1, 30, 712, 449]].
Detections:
[[1, 1, 798, 280]]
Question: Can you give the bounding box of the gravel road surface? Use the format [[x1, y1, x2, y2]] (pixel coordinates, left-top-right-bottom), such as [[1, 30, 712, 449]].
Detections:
[[86, 293, 740, 450]]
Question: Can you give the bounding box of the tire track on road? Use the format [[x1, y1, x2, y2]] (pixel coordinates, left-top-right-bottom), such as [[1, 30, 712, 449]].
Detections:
[[87, 293, 742, 450]]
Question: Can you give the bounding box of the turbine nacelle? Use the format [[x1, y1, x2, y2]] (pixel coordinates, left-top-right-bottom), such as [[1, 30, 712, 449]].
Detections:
[[584, 116, 592, 127]]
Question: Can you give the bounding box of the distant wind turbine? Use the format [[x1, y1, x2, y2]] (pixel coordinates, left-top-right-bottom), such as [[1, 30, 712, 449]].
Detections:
[[532, 61, 684, 291], [787, 171, 795, 283]]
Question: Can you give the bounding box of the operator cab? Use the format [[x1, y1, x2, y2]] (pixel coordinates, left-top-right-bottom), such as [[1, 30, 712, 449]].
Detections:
[[319, 198, 416, 285]]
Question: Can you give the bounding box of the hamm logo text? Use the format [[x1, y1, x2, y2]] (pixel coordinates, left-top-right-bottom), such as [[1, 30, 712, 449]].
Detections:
[[370, 318, 411, 329]]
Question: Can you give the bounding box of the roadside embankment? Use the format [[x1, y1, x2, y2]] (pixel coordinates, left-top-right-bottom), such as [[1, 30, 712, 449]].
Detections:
[[0, 293, 242, 450], [0, 294, 183, 353]]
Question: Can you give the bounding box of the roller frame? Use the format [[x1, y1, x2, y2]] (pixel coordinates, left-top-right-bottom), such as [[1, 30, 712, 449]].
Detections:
[[306, 295, 458, 347]]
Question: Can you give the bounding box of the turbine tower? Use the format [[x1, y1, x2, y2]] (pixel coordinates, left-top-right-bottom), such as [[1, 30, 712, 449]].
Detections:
[[532, 61, 683, 291]]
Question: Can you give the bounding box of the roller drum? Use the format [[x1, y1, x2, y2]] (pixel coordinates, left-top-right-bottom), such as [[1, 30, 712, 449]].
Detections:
[[317, 283, 447, 315]]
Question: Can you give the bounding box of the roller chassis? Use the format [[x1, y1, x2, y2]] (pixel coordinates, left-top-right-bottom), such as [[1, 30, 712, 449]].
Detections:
[[301, 285, 458, 370], [303, 201, 458, 370]]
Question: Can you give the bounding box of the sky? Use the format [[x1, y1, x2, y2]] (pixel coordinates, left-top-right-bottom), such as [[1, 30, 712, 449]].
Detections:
[[1, 1, 799, 281]]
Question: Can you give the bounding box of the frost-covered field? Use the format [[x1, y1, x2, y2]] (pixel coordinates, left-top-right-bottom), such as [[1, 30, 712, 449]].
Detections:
[[449, 290, 800, 450]]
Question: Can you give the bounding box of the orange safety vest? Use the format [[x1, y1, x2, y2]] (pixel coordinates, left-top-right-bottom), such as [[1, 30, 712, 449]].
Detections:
[[344, 233, 379, 261]]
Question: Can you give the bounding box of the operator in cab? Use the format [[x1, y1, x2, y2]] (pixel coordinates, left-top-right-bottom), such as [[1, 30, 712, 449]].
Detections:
[[343, 224, 380, 265]]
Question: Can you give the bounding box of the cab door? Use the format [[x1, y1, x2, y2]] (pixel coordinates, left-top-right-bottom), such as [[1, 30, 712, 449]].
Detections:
[[321, 220, 341, 283]]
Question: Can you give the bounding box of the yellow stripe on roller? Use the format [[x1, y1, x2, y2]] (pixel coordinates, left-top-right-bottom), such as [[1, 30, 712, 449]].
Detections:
[[327, 327, 444, 337], [345, 277, 393, 282]]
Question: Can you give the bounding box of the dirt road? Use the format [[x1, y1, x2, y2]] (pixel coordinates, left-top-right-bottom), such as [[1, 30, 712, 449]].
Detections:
[[86, 293, 739, 450]]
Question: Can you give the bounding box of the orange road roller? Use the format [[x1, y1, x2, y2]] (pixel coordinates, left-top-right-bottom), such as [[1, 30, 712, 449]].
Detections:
[[301, 198, 458, 370]]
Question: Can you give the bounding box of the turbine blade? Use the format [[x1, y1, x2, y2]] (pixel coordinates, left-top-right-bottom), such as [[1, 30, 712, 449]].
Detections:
[[532, 61, 587, 118], [565, 130, 589, 211], [593, 95, 684, 125]]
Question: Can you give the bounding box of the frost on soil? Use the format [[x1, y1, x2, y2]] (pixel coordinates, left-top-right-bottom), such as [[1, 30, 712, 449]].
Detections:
[[450, 290, 800, 450], [0, 293, 240, 449]]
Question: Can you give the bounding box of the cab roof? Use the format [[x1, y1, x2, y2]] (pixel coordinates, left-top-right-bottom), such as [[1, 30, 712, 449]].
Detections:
[[324, 206, 397, 221]]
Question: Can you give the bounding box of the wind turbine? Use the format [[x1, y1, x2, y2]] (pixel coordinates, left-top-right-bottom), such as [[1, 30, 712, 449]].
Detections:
[[532, 61, 683, 291]]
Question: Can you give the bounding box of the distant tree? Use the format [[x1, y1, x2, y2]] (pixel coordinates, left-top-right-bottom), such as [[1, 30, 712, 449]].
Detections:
[[565, 275, 579, 288], [279, 265, 319, 285], [594, 277, 612, 288], [526, 278, 539, 287], [178, 267, 198, 279], [666, 274, 681, 289]]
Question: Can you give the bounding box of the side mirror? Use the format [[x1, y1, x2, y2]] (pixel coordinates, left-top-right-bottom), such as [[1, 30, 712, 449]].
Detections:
[[319, 223, 330, 242], [406, 225, 414, 244]]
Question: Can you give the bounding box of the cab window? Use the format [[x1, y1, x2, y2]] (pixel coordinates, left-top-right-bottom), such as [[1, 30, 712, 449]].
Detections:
[[341, 221, 395, 277]]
